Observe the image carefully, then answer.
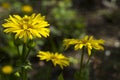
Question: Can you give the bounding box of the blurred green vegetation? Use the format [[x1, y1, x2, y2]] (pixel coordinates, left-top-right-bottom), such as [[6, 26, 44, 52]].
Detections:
[[39, 0, 86, 52], [0, 0, 86, 54], [0, 0, 120, 80], [0, 0, 86, 79]]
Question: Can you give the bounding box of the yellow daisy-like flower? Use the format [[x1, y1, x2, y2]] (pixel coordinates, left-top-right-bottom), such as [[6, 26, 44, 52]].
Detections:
[[21, 5, 33, 13], [63, 35, 105, 55], [2, 65, 13, 74], [2, 13, 50, 42], [37, 51, 70, 69]]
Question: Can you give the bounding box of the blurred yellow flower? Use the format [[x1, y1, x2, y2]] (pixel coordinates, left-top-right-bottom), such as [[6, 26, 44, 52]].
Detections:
[[2, 65, 13, 74], [63, 36, 105, 55], [21, 5, 33, 13], [1, 2, 11, 9], [2, 13, 50, 42], [37, 51, 70, 69]]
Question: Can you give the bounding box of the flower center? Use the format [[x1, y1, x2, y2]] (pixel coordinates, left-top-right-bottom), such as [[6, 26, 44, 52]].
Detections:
[[50, 55, 58, 60], [20, 18, 33, 30], [20, 23, 32, 30], [23, 17, 29, 22], [82, 40, 88, 44]]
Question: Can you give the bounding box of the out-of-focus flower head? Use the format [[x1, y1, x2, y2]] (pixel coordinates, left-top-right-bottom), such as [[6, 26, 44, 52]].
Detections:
[[1, 65, 13, 74], [37, 51, 70, 69], [1, 2, 11, 9], [21, 5, 33, 13], [63, 35, 105, 55], [2, 13, 50, 42]]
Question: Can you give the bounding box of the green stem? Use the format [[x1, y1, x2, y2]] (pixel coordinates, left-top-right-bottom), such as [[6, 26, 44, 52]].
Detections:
[[16, 46, 20, 56], [23, 49, 31, 62], [21, 43, 26, 61], [79, 47, 85, 76], [21, 67, 27, 80], [86, 55, 91, 66], [21, 43, 28, 80], [49, 37, 57, 52], [46, 64, 52, 80]]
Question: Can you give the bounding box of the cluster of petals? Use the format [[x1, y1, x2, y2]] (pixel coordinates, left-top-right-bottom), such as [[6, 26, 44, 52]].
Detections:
[[2, 13, 50, 42], [63, 35, 105, 55], [37, 51, 70, 69]]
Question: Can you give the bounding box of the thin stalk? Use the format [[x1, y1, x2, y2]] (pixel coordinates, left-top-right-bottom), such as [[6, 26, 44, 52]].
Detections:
[[16, 46, 20, 56], [49, 37, 57, 52], [21, 67, 27, 80], [86, 50, 94, 66], [79, 47, 85, 75], [21, 43, 28, 80], [24, 49, 31, 62], [46, 63, 52, 80], [21, 43, 27, 62], [86, 55, 91, 66]]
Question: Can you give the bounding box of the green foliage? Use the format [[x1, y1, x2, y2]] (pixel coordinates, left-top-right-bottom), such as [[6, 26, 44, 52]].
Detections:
[[0, 0, 87, 80], [49, 0, 85, 38], [58, 72, 64, 80], [74, 66, 89, 80], [39, 0, 86, 52]]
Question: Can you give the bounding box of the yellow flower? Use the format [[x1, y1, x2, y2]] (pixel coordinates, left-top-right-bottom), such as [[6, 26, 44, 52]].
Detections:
[[63, 35, 105, 55], [2, 65, 13, 74], [37, 51, 70, 69], [1, 2, 11, 9], [21, 5, 33, 13], [2, 13, 50, 42]]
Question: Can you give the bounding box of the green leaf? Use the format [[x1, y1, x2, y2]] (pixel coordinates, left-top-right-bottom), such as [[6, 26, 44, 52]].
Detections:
[[14, 72, 20, 77], [58, 72, 64, 80]]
